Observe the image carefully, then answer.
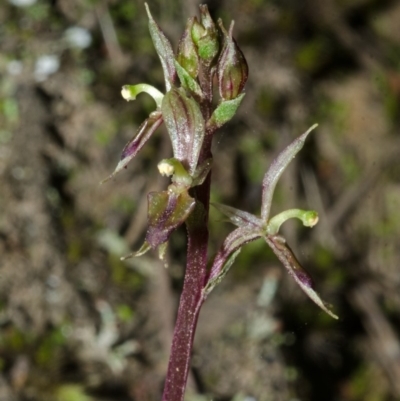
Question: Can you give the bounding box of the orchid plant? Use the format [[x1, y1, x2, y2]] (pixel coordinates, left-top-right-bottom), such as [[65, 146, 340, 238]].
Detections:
[[104, 4, 338, 401]]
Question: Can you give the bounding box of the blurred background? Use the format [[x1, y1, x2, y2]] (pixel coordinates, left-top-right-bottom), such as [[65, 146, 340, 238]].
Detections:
[[1, 0, 400, 400]]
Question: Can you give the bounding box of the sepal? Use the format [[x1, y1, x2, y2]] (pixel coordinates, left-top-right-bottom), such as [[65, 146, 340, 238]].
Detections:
[[102, 111, 163, 182], [261, 124, 318, 222], [212, 203, 262, 228], [161, 88, 205, 174], [145, 3, 176, 91], [265, 235, 338, 319], [204, 227, 262, 297], [146, 189, 195, 248], [120, 241, 152, 261], [203, 249, 241, 297]]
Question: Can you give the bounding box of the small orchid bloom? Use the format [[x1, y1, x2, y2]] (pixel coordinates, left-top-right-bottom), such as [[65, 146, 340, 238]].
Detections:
[[101, 81, 165, 184], [122, 157, 212, 262], [206, 124, 338, 319]]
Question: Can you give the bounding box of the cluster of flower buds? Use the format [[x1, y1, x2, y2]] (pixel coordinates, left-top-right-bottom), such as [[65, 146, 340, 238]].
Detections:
[[104, 3, 248, 260], [104, 4, 337, 319]]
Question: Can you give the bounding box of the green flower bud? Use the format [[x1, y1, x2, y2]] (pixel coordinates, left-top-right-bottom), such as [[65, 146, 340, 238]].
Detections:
[[191, 18, 206, 44], [191, 6, 219, 66], [217, 21, 248, 100], [177, 17, 199, 79]]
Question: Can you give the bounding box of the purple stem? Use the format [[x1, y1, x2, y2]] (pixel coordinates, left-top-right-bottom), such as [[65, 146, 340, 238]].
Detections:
[[161, 137, 212, 401], [161, 210, 208, 401], [162, 62, 215, 401]]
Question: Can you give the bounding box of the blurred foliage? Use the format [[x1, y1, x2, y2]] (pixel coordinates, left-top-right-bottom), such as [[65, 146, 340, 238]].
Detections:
[[56, 384, 92, 401]]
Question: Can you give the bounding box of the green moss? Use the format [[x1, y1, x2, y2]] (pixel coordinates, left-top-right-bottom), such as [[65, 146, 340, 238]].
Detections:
[[25, 3, 50, 21], [374, 72, 399, 124], [56, 384, 91, 401], [109, 254, 145, 290], [0, 130, 13, 144], [347, 365, 387, 401], [256, 88, 276, 117], [113, 196, 136, 214], [233, 238, 271, 278], [112, 1, 137, 21], [295, 36, 331, 74], [341, 153, 361, 184], [67, 239, 84, 263], [239, 136, 268, 183], [94, 121, 116, 146], [35, 328, 66, 367], [116, 304, 135, 322], [316, 96, 349, 134], [0, 327, 31, 351], [79, 69, 96, 86], [277, 10, 298, 34], [1, 98, 19, 123], [284, 366, 298, 382]]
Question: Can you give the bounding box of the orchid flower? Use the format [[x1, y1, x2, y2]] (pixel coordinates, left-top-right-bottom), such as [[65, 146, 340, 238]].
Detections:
[[205, 124, 338, 320]]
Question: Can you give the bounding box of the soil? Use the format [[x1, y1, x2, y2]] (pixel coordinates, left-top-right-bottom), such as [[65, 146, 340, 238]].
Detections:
[[1, 1, 400, 401]]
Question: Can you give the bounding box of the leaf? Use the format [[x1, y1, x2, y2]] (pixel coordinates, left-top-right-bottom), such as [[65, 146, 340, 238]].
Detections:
[[103, 111, 163, 182], [207, 93, 245, 130], [265, 235, 338, 319], [205, 227, 261, 297], [145, 3, 176, 91], [261, 124, 318, 221], [161, 88, 205, 174], [146, 190, 195, 248]]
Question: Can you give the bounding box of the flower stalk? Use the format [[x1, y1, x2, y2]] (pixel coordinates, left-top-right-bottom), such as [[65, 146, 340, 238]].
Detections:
[[104, 4, 338, 401]]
